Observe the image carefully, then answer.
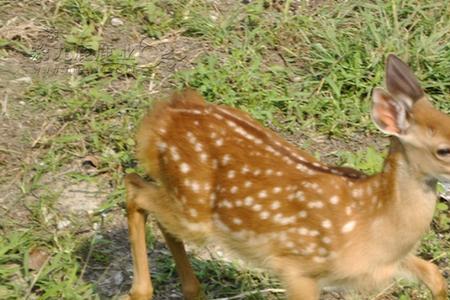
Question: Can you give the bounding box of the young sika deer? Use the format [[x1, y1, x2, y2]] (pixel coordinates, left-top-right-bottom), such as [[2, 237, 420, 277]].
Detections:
[[124, 55, 449, 300]]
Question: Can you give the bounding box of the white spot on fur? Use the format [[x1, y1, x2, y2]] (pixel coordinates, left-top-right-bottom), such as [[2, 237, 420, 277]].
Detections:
[[226, 120, 237, 128], [298, 227, 308, 235], [230, 186, 238, 194], [322, 237, 332, 244], [260, 211, 270, 219], [213, 113, 224, 120], [244, 196, 254, 206], [222, 154, 231, 165], [272, 187, 282, 194], [345, 206, 352, 215], [296, 164, 308, 172], [298, 211, 307, 218], [180, 163, 190, 173], [273, 213, 296, 225], [303, 243, 316, 254], [221, 200, 233, 208], [209, 193, 216, 205], [309, 230, 319, 237], [329, 195, 339, 205], [233, 218, 242, 225], [352, 188, 363, 198], [286, 241, 295, 248], [252, 204, 262, 211], [227, 170, 236, 179], [186, 132, 196, 143], [241, 165, 250, 174], [194, 143, 203, 152], [313, 256, 326, 263], [321, 219, 332, 229], [157, 142, 167, 151], [342, 220, 356, 233], [285, 185, 295, 191], [191, 181, 200, 193], [258, 190, 268, 198], [308, 201, 324, 209], [270, 201, 280, 210], [244, 181, 252, 188], [295, 191, 305, 201], [170, 146, 180, 161], [200, 152, 208, 163], [189, 208, 198, 217], [211, 159, 218, 169]]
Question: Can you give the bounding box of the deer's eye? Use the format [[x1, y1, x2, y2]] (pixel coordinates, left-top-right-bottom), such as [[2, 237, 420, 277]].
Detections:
[[436, 147, 450, 157]]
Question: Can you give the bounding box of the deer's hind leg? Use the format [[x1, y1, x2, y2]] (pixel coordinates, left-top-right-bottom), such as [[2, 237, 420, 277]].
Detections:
[[125, 174, 203, 300], [158, 223, 204, 299], [403, 255, 448, 300]]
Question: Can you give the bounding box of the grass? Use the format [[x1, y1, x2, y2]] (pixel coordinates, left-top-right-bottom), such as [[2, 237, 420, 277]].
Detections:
[[0, 0, 449, 299]]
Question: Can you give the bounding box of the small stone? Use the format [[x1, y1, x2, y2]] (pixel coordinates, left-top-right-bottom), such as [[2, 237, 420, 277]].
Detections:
[[28, 248, 50, 270], [113, 271, 124, 285], [93, 222, 100, 230], [57, 219, 71, 230], [111, 17, 124, 26], [12, 76, 32, 84]]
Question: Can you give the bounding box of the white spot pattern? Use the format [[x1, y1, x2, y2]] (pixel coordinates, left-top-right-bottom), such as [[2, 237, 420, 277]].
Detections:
[[342, 220, 356, 233], [270, 201, 280, 210], [329, 195, 339, 205], [180, 163, 190, 173], [258, 190, 268, 198], [322, 219, 332, 229], [308, 201, 324, 209]]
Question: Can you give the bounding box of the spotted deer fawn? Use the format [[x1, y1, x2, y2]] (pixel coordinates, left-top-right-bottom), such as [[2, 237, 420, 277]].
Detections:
[[124, 55, 449, 300]]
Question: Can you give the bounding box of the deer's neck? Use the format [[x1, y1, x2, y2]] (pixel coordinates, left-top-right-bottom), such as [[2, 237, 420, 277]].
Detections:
[[364, 138, 438, 256], [382, 137, 438, 207]]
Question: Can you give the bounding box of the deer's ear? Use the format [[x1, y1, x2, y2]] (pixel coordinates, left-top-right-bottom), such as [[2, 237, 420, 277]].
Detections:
[[371, 88, 411, 136], [386, 54, 424, 104]]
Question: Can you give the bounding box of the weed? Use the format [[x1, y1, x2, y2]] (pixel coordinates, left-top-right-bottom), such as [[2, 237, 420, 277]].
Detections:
[[65, 24, 102, 52], [335, 147, 385, 175]]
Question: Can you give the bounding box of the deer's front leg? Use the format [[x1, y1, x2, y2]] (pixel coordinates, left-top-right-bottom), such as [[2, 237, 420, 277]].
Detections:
[[283, 276, 320, 300], [403, 255, 448, 300], [273, 258, 320, 300]]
